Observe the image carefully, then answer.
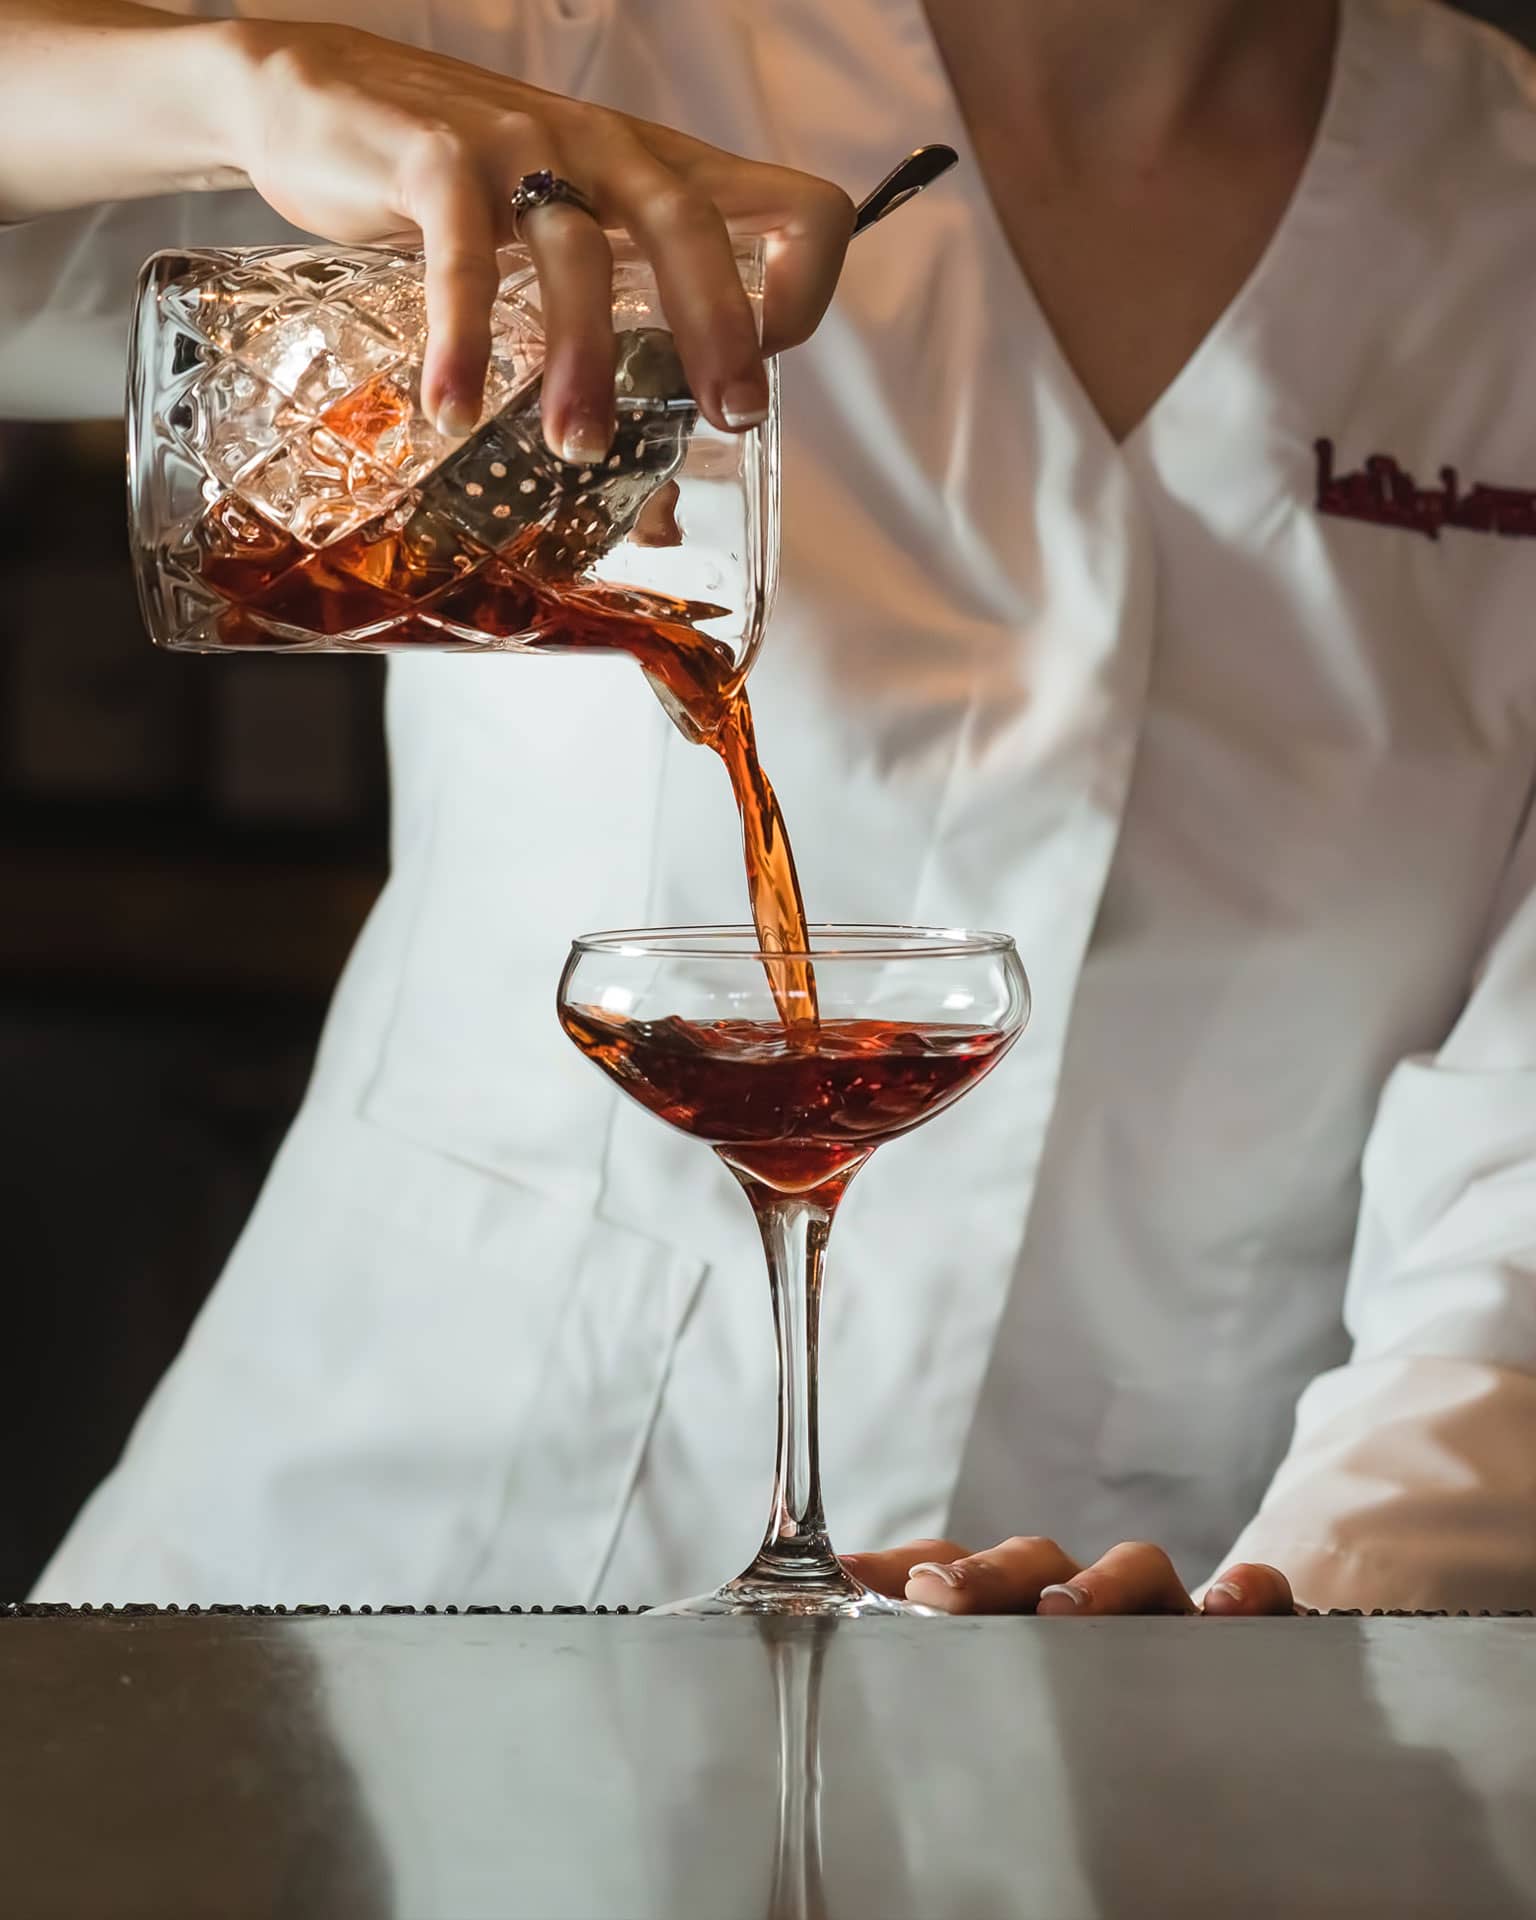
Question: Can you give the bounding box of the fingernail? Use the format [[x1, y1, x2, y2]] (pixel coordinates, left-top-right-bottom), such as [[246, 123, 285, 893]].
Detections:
[[1206, 1580, 1245, 1605], [558, 411, 611, 467], [1038, 1583, 1085, 1610], [436, 394, 478, 439], [720, 381, 769, 429], [907, 1561, 964, 1590]]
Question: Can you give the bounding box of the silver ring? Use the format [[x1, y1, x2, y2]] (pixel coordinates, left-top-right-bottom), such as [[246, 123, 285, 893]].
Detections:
[[510, 169, 599, 238]]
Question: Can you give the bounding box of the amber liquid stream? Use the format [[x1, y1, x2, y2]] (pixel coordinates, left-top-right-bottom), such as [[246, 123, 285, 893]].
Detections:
[[198, 496, 817, 1023]]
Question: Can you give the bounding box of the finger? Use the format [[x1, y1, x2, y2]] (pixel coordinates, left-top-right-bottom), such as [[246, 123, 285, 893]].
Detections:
[[515, 190, 617, 465], [840, 1539, 970, 1601], [629, 478, 682, 547], [1038, 1540, 1196, 1617], [907, 1536, 1081, 1616], [631, 123, 855, 356], [705, 168, 855, 355], [1201, 1563, 1298, 1617], [605, 147, 769, 434], [397, 130, 502, 438]]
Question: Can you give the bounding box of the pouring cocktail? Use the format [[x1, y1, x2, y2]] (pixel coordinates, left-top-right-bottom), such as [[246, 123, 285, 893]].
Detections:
[[557, 924, 1030, 1618]]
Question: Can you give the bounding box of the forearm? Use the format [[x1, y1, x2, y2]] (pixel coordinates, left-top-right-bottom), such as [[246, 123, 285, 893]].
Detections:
[[0, 2, 254, 220], [1218, 1355, 1536, 1611]]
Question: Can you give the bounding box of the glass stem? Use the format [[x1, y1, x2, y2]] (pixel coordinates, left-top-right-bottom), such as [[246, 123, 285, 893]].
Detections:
[[728, 1164, 865, 1590]]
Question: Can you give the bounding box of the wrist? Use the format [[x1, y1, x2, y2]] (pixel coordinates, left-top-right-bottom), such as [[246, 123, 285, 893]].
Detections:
[[162, 16, 283, 195]]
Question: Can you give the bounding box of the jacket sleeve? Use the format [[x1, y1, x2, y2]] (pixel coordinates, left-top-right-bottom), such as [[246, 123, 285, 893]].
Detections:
[[1219, 784, 1536, 1611]]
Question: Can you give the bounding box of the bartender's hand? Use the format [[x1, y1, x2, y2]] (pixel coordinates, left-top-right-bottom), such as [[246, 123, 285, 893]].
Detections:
[[2, 7, 852, 455], [841, 1538, 1299, 1615], [226, 22, 856, 450]]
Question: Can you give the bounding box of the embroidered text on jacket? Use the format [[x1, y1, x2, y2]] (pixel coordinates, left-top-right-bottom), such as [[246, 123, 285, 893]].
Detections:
[[1315, 439, 1536, 540]]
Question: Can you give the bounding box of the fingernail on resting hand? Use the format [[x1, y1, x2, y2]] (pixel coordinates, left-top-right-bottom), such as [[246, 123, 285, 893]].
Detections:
[[1037, 1582, 1086, 1613], [1204, 1580, 1245, 1607], [906, 1560, 964, 1591]]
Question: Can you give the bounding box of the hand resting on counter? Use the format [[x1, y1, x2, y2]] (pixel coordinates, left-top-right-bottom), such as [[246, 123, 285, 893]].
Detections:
[[843, 1536, 1298, 1616]]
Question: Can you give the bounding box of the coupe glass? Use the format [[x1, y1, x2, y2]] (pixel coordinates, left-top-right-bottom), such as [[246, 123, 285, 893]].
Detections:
[[127, 236, 776, 703], [557, 925, 1030, 1617]]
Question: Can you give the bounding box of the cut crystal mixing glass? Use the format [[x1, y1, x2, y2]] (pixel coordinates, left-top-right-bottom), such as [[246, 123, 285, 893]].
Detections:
[[127, 236, 776, 691]]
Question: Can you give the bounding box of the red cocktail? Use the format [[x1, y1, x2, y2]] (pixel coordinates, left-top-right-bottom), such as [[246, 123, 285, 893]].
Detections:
[[557, 925, 1030, 1617]]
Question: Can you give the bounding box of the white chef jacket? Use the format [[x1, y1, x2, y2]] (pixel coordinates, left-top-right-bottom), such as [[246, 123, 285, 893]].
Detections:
[[6, 0, 1536, 1611]]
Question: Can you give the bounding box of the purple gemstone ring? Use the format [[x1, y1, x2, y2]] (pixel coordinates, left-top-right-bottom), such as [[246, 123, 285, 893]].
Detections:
[[509, 169, 600, 237]]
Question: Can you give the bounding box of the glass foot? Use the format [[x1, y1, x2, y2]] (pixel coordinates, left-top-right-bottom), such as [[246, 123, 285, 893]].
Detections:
[[650, 1565, 931, 1619]]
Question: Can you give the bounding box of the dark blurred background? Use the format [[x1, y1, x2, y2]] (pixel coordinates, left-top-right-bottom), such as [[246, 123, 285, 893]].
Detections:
[[3, 0, 1534, 1597], [0, 423, 387, 1594]]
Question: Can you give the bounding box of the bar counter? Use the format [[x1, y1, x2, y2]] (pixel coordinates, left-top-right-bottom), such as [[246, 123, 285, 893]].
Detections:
[[3, 1605, 1533, 1918]]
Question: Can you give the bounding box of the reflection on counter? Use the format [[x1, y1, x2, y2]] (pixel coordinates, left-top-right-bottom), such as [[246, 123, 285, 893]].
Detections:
[[3, 1613, 1536, 1918]]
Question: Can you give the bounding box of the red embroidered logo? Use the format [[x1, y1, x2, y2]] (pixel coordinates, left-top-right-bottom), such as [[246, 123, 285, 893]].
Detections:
[[1315, 439, 1536, 540]]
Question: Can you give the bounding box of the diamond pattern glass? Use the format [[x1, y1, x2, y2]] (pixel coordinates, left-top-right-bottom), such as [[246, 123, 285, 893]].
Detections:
[[129, 240, 775, 660], [170, 360, 304, 485]]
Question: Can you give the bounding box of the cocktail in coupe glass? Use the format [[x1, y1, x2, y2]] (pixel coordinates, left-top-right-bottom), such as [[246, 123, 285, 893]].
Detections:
[[556, 924, 1030, 1618]]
